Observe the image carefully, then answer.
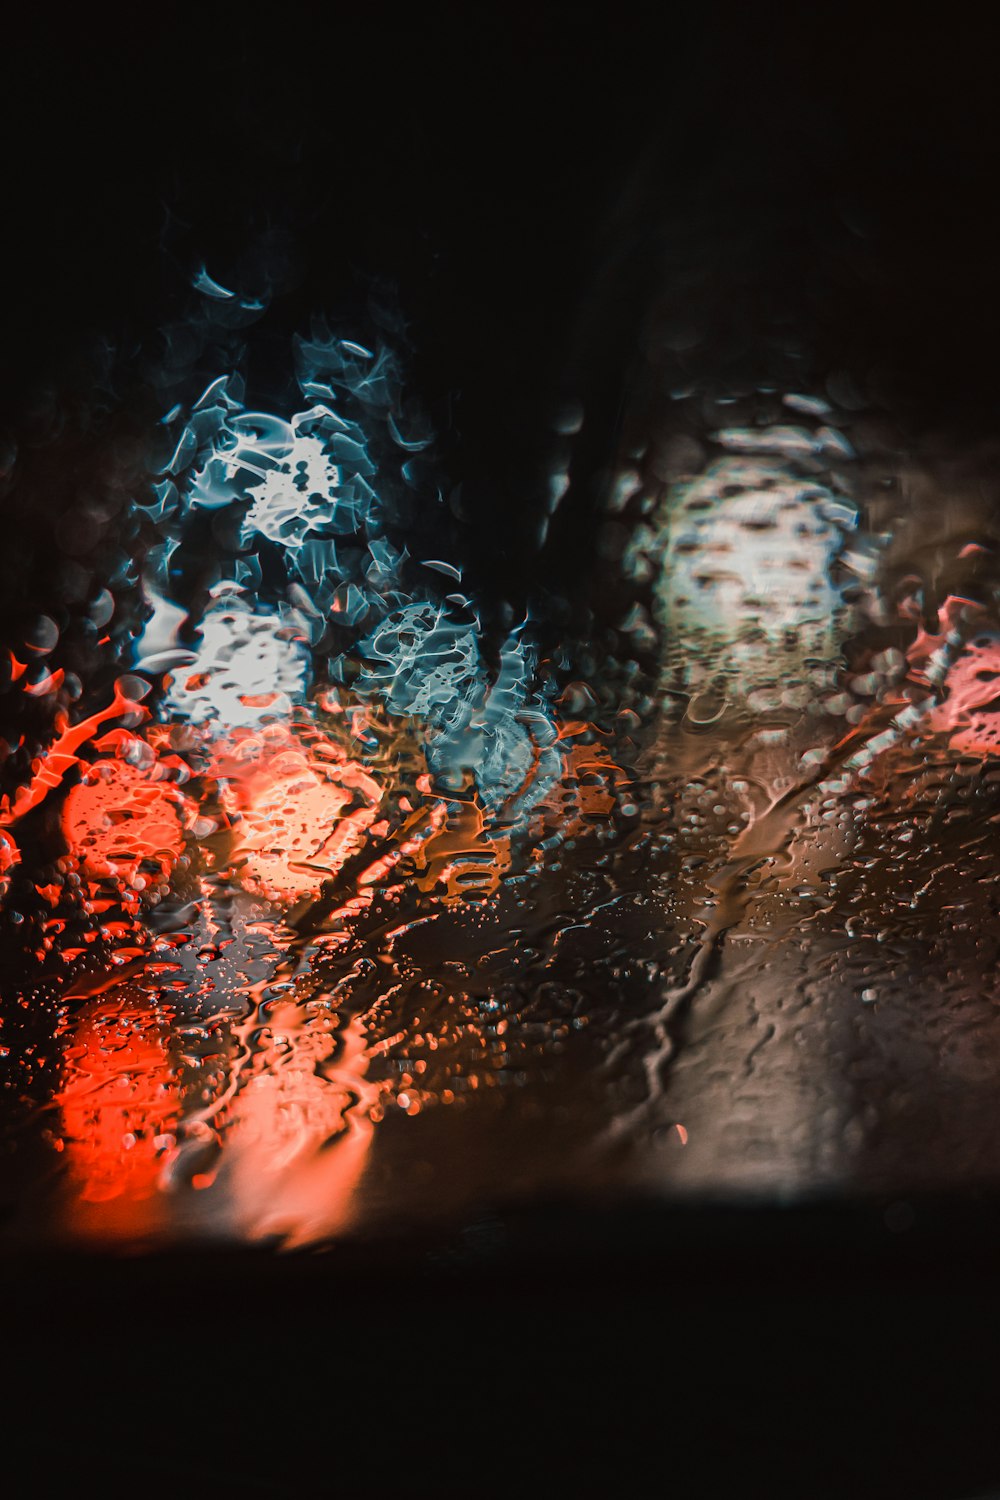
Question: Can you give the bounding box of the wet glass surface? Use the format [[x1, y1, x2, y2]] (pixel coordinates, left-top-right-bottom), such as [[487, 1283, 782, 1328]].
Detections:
[[4, 377, 1000, 1253], [6, 13, 1000, 1496]]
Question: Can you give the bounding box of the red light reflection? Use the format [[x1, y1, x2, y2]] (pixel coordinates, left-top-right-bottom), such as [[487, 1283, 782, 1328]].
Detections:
[[57, 990, 180, 1240], [38, 696, 626, 1245]]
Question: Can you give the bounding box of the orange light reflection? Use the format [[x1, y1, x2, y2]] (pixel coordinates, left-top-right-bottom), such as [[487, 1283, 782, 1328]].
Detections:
[[57, 991, 180, 1240], [45, 696, 625, 1245]]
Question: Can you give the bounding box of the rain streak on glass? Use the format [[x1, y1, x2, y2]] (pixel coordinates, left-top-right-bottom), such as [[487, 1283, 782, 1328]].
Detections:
[[2, 281, 1000, 1250]]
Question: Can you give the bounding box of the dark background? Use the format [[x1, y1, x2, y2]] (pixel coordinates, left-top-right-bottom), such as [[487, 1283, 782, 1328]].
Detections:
[[4, 5, 1000, 1494], [7, 6, 1000, 597]]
